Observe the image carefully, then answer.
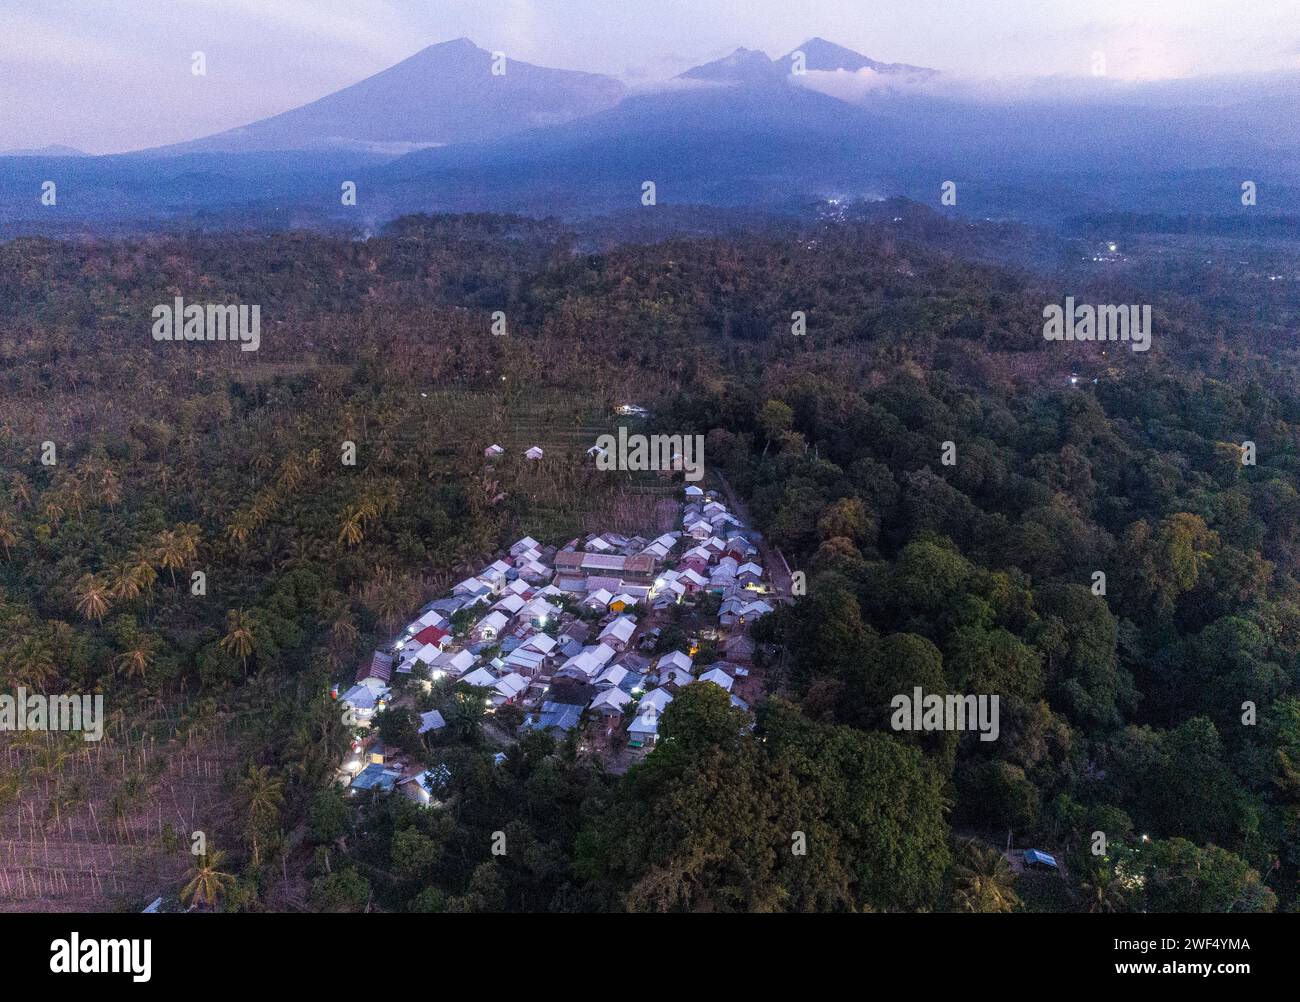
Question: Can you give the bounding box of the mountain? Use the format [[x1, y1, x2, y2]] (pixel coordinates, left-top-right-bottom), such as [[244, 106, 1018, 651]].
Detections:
[[4, 37, 1300, 231], [785, 37, 938, 77], [363, 48, 1300, 223], [0, 144, 86, 157], [677, 40, 938, 85], [678, 47, 785, 85], [153, 38, 626, 155]]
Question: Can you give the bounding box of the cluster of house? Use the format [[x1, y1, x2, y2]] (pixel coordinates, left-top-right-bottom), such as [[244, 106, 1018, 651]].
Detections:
[[337, 485, 777, 797]]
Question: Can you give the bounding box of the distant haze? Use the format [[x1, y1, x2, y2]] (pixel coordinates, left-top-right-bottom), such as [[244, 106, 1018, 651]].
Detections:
[[2, 0, 1298, 153]]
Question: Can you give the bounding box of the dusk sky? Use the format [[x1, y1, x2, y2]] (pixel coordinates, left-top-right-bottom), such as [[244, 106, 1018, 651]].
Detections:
[[3, 0, 1298, 153]]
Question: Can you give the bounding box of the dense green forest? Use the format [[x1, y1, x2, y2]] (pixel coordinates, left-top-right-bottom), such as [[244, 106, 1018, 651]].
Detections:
[[3, 206, 1299, 912]]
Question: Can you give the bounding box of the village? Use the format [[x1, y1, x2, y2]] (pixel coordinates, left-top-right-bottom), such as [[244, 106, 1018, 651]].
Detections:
[[337, 475, 785, 803]]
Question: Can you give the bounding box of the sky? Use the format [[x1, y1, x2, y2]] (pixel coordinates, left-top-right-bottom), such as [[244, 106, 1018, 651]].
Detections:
[[1, 0, 1298, 153]]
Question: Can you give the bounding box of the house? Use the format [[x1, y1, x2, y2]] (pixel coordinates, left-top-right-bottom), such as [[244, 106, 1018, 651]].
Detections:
[[610, 592, 638, 613], [589, 687, 632, 718], [584, 588, 615, 610], [599, 615, 637, 651], [681, 557, 710, 580], [398, 766, 451, 807], [493, 592, 526, 616], [616, 652, 651, 677], [1023, 849, 1059, 871], [521, 596, 560, 627], [517, 559, 552, 583], [586, 575, 625, 596], [556, 645, 608, 682], [460, 667, 498, 689], [491, 672, 530, 706], [594, 664, 629, 689], [474, 610, 509, 641], [642, 540, 671, 561], [340, 678, 390, 724], [430, 648, 475, 679], [527, 678, 595, 733], [484, 444, 505, 458], [525, 446, 544, 460], [698, 667, 734, 692], [410, 624, 452, 651], [719, 595, 747, 627], [724, 634, 755, 663], [678, 568, 709, 594], [350, 763, 400, 794], [639, 687, 674, 714], [656, 650, 694, 676], [356, 650, 393, 684], [714, 556, 739, 575], [589, 642, 618, 670], [522, 633, 557, 656], [628, 705, 661, 748], [418, 606, 452, 626], [684, 485, 704, 498], [740, 600, 774, 621], [504, 646, 547, 675], [417, 710, 447, 735], [559, 619, 591, 645], [527, 701, 584, 733], [407, 642, 445, 671], [662, 665, 694, 689], [510, 536, 541, 557], [587, 443, 608, 459]]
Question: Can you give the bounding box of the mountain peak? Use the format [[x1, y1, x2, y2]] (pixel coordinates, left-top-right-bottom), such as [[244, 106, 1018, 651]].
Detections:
[[785, 38, 937, 77], [679, 47, 782, 84], [159, 37, 625, 155]]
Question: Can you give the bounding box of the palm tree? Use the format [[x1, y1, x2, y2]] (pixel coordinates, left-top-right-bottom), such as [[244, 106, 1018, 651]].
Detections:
[[73, 573, 111, 623], [330, 607, 359, 649], [115, 638, 156, 681], [361, 568, 411, 629], [9, 473, 32, 511], [177, 522, 201, 563], [226, 515, 251, 550], [1081, 868, 1131, 913], [108, 562, 142, 602], [220, 609, 257, 675], [43, 498, 64, 529], [130, 552, 158, 595], [337, 505, 364, 547], [155, 529, 187, 587], [5, 638, 55, 690], [952, 839, 1021, 913], [237, 764, 284, 865], [96, 465, 122, 506], [0, 512, 16, 559], [181, 850, 235, 910]]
